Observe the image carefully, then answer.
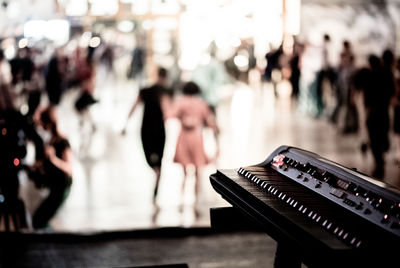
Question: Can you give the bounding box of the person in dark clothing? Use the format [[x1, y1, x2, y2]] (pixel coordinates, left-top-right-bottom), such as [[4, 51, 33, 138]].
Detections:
[[354, 54, 394, 178], [9, 47, 39, 116], [0, 109, 44, 231], [315, 34, 336, 117], [264, 45, 284, 97], [289, 42, 303, 99], [393, 58, 400, 162], [122, 67, 171, 206], [74, 47, 98, 113], [9, 47, 34, 85], [100, 44, 114, 72], [0, 103, 44, 231], [45, 50, 68, 105], [381, 49, 396, 104], [264, 45, 283, 82], [0, 49, 14, 111], [331, 40, 356, 130], [127, 44, 146, 87], [29, 106, 73, 229]]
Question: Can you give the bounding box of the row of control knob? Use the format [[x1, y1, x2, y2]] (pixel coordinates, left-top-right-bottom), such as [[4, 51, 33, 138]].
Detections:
[[276, 155, 400, 229], [238, 167, 363, 248]]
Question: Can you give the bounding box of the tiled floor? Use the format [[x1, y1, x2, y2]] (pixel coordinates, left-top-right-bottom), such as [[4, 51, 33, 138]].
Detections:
[[18, 66, 400, 232]]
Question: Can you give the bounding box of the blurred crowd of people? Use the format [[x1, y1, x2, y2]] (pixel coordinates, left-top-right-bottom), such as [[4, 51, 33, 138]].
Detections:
[[2, 29, 400, 231], [266, 34, 400, 179], [0, 36, 222, 230], [0, 38, 112, 231]]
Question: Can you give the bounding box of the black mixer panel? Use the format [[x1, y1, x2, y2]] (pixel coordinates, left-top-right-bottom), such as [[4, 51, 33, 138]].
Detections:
[[210, 146, 400, 266], [265, 150, 400, 239]]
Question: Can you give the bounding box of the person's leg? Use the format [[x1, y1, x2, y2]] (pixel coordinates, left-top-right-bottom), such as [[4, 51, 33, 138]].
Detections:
[[368, 128, 384, 179], [330, 84, 343, 124], [179, 166, 188, 211], [315, 71, 325, 116], [32, 185, 68, 229], [194, 168, 201, 218], [371, 146, 384, 179], [152, 166, 161, 206], [194, 169, 200, 206], [181, 166, 188, 196]]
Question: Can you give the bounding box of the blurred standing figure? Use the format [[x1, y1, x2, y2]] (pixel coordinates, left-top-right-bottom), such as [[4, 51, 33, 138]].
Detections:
[[30, 106, 73, 229], [128, 39, 146, 87], [73, 47, 98, 156], [9, 47, 35, 112], [289, 40, 303, 99], [316, 34, 335, 117], [264, 45, 283, 83], [192, 44, 230, 114], [25, 64, 45, 118], [381, 49, 395, 104], [100, 43, 115, 73], [173, 82, 218, 213], [98, 42, 116, 83], [331, 40, 356, 130], [393, 58, 400, 162], [74, 47, 97, 113], [0, 49, 14, 111], [9, 47, 34, 86], [45, 49, 68, 105], [264, 45, 283, 96], [298, 41, 322, 116], [122, 67, 171, 206], [378, 49, 396, 159], [354, 54, 394, 178]]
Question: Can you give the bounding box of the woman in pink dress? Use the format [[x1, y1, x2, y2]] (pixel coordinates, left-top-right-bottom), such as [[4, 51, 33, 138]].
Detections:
[[173, 82, 218, 211]]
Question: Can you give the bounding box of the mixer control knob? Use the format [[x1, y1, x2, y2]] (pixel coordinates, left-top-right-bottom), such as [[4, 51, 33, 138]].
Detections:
[[364, 208, 372, 215], [381, 214, 390, 224]]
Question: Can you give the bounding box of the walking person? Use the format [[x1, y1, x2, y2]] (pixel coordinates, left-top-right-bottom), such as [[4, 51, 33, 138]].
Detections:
[[122, 67, 171, 207], [315, 34, 335, 117], [354, 54, 394, 178], [73, 47, 98, 156], [172, 81, 218, 216], [45, 49, 68, 106], [393, 57, 400, 163], [0, 49, 14, 111], [331, 40, 356, 130], [289, 40, 303, 100]]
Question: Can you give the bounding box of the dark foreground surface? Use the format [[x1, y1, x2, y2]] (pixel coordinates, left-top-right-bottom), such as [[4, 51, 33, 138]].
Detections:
[[0, 228, 277, 268]]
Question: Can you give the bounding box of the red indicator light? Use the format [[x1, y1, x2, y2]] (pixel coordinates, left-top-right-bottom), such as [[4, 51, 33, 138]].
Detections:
[[1, 128, 6, 135], [272, 154, 285, 168], [13, 158, 20, 166]]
